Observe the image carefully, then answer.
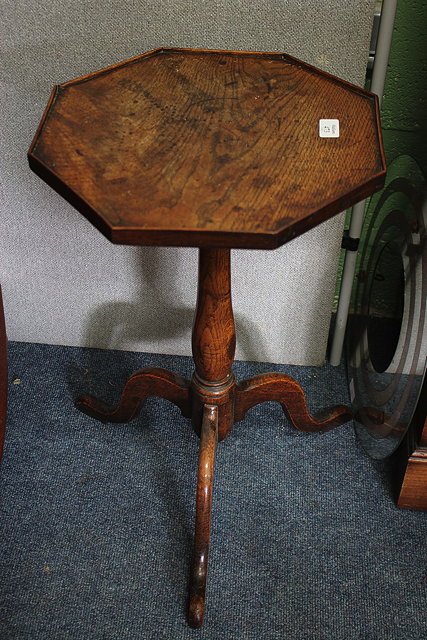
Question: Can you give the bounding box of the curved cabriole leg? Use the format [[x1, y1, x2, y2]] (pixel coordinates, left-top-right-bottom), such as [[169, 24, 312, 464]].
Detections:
[[234, 373, 352, 432], [75, 367, 191, 423], [188, 404, 218, 629]]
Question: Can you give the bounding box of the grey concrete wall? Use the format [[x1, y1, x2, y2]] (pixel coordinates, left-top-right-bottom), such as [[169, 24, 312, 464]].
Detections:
[[0, 1, 375, 365]]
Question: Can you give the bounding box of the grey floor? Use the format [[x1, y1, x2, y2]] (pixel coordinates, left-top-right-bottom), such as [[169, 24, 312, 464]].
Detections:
[[0, 342, 426, 639]]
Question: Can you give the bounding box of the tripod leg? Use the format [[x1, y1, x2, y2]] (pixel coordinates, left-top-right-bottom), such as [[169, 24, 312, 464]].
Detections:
[[235, 373, 352, 432], [188, 404, 218, 628], [76, 367, 191, 423]]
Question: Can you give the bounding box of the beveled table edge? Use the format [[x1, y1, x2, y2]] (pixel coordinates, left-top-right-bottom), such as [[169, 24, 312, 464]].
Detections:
[[27, 48, 387, 250]]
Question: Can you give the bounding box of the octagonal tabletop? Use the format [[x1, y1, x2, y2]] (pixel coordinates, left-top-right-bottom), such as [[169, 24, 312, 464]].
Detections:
[[29, 48, 386, 250]]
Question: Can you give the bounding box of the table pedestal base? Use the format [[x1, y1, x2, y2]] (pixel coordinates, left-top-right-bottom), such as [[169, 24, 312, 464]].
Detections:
[[76, 248, 352, 628]]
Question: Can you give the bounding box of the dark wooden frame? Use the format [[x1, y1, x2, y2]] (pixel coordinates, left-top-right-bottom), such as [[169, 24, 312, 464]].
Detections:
[[391, 372, 427, 511]]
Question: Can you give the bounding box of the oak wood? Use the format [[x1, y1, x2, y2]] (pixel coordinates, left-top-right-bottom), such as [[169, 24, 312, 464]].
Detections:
[[393, 375, 427, 511], [28, 48, 385, 250], [190, 375, 236, 443], [190, 248, 236, 441], [72, 246, 354, 627], [396, 425, 427, 511], [188, 404, 218, 628], [76, 368, 191, 422], [235, 372, 352, 432], [192, 248, 235, 382], [29, 47, 386, 628], [0, 287, 7, 461]]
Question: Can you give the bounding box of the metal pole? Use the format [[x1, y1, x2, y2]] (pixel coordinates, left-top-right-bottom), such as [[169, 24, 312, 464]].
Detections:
[[329, 0, 398, 365]]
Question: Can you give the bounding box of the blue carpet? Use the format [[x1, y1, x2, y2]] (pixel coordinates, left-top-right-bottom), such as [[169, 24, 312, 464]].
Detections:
[[0, 342, 426, 639]]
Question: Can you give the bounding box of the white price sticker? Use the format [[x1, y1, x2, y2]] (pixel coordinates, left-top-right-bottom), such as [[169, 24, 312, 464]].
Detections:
[[319, 119, 339, 138]]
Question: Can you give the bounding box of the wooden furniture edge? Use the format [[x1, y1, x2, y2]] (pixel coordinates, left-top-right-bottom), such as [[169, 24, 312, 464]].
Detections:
[[27, 149, 386, 250], [27, 47, 386, 250], [392, 373, 427, 511]]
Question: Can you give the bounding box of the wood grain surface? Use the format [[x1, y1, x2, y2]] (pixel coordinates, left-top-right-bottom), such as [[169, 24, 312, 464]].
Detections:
[[72, 244, 354, 628], [192, 248, 235, 382], [188, 404, 218, 629], [396, 426, 427, 511], [235, 372, 353, 431], [29, 48, 386, 249], [76, 367, 191, 423]]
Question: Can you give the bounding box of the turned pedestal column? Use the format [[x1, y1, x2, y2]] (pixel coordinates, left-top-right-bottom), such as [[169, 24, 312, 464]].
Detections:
[[76, 247, 352, 627]]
